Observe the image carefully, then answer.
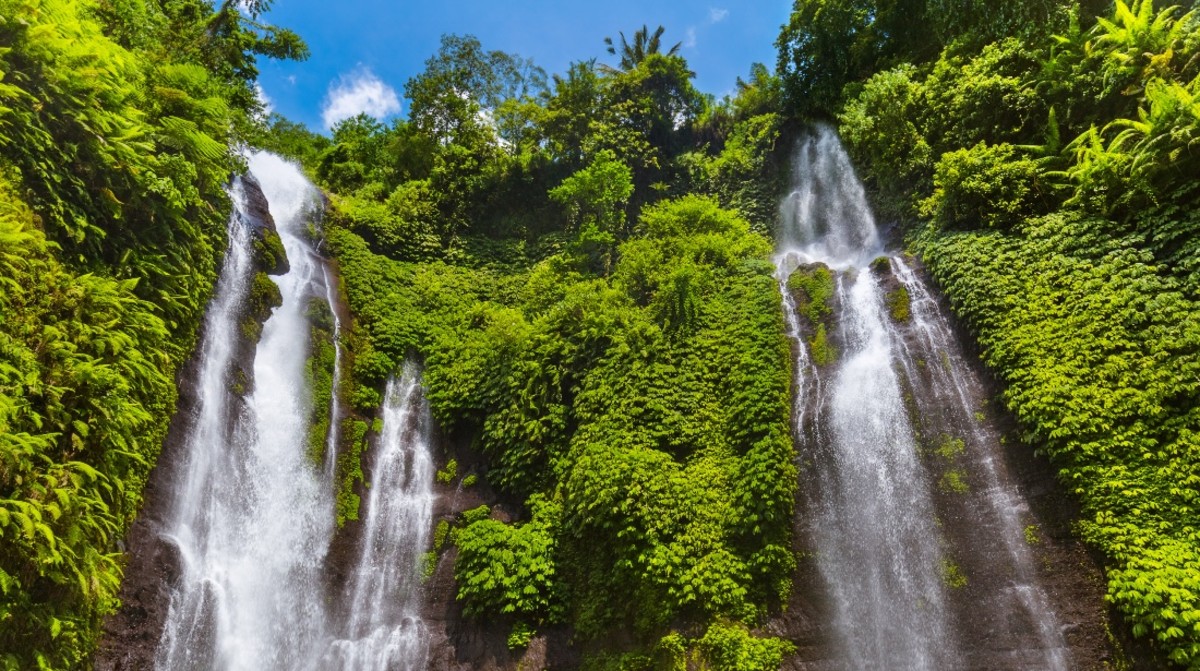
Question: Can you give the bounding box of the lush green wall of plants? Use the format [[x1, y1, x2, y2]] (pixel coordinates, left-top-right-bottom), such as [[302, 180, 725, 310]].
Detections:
[[329, 193, 797, 665], [0, 0, 303, 666]]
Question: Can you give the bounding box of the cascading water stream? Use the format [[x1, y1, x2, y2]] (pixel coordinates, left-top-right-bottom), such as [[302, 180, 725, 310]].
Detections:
[[148, 150, 435, 671], [156, 153, 333, 670], [324, 363, 434, 670], [777, 126, 1070, 670], [777, 128, 955, 670]]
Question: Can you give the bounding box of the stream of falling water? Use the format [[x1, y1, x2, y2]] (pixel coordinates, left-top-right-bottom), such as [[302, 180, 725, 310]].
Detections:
[[322, 261, 346, 478], [777, 126, 1070, 670], [324, 363, 434, 670], [152, 152, 432, 671], [777, 127, 955, 670], [891, 256, 1071, 669]]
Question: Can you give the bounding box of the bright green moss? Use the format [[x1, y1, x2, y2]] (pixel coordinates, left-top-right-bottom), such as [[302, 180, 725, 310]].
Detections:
[[334, 419, 369, 527], [886, 285, 911, 322], [787, 264, 835, 324], [252, 228, 289, 275], [941, 559, 968, 589], [809, 322, 836, 366]]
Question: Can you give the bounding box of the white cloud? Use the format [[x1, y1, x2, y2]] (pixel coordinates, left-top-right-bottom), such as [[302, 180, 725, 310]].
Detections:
[[254, 83, 273, 116], [286, 75, 297, 85], [321, 67, 401, 130], [709, 8, 729, 23], [685, 26, 697, 48]]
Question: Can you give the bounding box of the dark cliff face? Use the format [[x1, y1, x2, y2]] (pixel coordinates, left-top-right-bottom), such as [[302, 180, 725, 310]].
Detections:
[[94, 176, 286, 671]]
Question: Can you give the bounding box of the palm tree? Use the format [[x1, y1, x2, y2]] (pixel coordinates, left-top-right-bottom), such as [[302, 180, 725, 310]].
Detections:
[[602, 25, 682, 73]]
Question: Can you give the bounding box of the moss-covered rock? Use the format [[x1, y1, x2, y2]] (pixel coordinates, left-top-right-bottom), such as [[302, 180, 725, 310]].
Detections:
[[787, 263, 835, 324], [788, 263, 838, 365], [809, 322, 836, 365], [305, 297, 337, 467], [886, 285, 911, 322], [335, 418, 369, 526], [253, 227, 289, 275], [241, 271, 282, 340], [241, 174, 290, 275]]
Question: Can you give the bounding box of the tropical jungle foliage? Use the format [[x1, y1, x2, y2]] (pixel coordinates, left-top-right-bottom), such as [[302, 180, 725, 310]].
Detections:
[[0, 0, 304, 666], [778, 0, 1200, 665], [261, 26, 797, 667]]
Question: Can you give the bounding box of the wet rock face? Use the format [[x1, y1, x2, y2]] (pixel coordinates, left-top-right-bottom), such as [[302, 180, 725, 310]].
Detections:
[[92, 488, 182, 670], [241, 174, 289, 276]]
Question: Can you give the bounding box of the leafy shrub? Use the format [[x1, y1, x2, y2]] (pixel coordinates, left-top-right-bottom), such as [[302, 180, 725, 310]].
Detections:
[[454, 495, 562, 621], [786, 264, 834, 323], [920, 142, 1042, 231], [695, 622, 795, 671]]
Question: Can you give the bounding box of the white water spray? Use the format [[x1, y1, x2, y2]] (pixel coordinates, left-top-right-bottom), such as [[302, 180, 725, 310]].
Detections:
[[321, 262, 346, 477]]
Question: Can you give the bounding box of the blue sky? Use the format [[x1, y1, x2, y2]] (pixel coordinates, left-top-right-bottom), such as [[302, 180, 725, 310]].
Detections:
[[254, 1, 795, 133]]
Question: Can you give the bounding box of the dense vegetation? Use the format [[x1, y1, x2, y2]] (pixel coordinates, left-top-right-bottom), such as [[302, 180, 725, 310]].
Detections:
[[777, 0, 1200, 665], [0, 0, 303, 666], [8, 0, 1200, 667], [262, 29, 799, 667]]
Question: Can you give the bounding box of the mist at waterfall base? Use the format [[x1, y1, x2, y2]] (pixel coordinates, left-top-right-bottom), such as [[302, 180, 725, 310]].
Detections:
[[152, 152, 433, 671], [776, 127, 1071, 670]]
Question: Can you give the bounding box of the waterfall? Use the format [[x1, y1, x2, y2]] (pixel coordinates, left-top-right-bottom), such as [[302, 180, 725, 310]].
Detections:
[[891, 256, 1071, 669], [151, 151, 434, 670], [156, 153, 333, 670], [324, 363, 434, 670], [778, 126, 1070, 670], [778, 127, 956, 670], [321, 261, 346, 477]]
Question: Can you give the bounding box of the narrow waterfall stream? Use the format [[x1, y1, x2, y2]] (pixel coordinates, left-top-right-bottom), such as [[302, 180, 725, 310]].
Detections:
[[325, 364, 434, 670], [149, 152, 433, 671], [777, 127, 1070, 670], [321, 261, 347, 478]]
